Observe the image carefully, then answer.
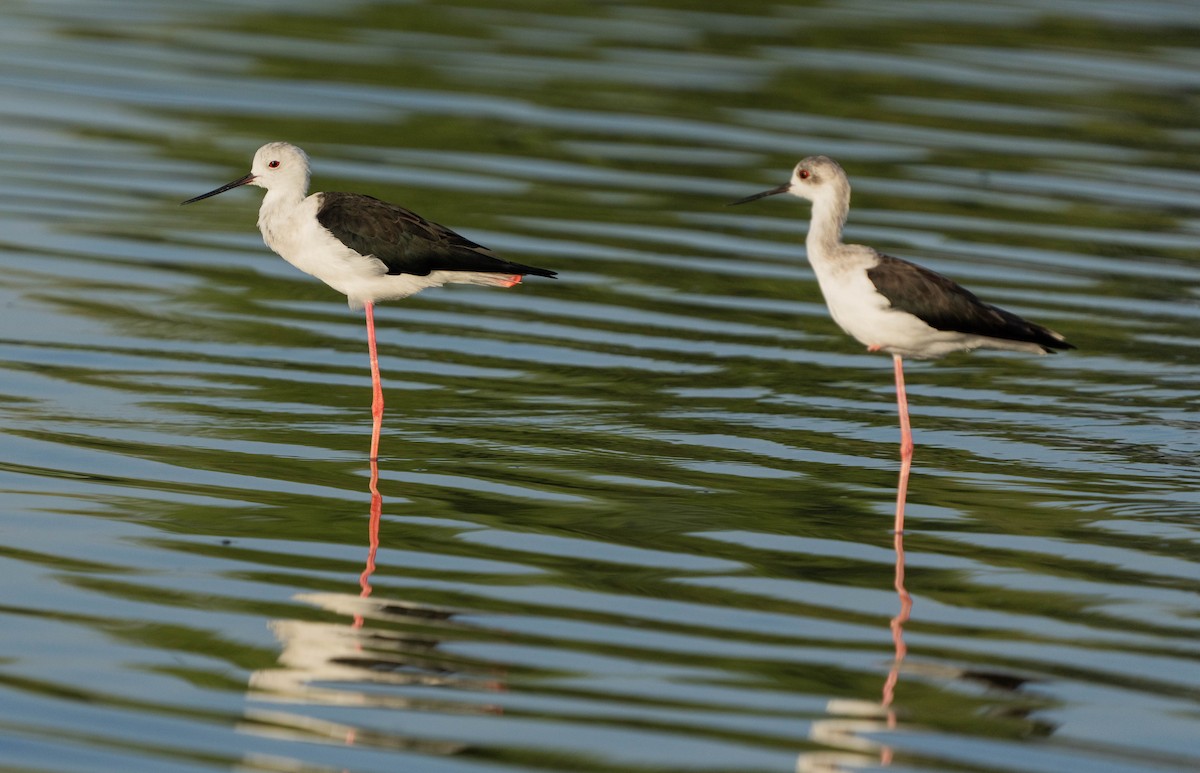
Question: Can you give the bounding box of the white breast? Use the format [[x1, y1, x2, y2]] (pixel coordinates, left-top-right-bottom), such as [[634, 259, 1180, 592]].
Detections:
[[808, 248, 1044, 359], [258, 195, 371, 290], [807, 245, 959, 359], [255, 193, 524, 310]]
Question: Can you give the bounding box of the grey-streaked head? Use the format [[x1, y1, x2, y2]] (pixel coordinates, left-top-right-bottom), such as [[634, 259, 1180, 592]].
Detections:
[[729, 155, 849, 206], [182, 141, 312, 205]]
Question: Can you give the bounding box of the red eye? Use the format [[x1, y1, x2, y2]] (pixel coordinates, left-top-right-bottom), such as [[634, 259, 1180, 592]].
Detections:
[[268, 160, 280, 169], [798, 169, 810, 179]]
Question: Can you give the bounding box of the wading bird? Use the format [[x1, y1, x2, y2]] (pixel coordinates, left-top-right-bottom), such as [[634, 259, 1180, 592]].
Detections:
[[731, 156, 1073, 532], [183, 142, 556, 459]]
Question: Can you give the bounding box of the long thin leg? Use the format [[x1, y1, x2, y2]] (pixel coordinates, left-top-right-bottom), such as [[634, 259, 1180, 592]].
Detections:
[[365, 301, 384, 461], [893, 354, 913, 534]]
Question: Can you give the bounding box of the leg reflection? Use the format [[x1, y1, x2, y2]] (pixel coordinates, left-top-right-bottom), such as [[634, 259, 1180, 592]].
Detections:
[[355, 457, 382, 630], [879, 530, 912, 765], [801, 531, 913, 771]]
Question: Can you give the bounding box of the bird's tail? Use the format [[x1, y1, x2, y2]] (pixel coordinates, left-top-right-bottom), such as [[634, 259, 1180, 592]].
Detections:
[[440, 272, 529, 289]]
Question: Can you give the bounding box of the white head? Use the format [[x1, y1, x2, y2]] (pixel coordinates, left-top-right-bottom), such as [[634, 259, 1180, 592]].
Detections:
[[181, 141, 311, 205], [248, 142, 311, 193], [729, 155, 850, 207]]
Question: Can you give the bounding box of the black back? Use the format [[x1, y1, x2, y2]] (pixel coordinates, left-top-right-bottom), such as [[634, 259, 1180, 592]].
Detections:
[[867, 253, 1073, 352], [316, 192, 556, 278]]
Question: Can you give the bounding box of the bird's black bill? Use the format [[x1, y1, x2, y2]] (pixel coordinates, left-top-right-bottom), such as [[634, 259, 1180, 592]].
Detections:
[[727, 183, 790, 206], [180, 173, 256, 205]]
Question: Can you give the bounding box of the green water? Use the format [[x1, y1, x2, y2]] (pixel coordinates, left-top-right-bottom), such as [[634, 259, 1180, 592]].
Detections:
[[0, 2, 1197, 772]]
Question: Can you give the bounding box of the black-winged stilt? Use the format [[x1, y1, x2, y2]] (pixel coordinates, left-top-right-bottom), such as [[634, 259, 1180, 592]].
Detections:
[[731, 156, 1074, 532], [183, 142, 556, 459]]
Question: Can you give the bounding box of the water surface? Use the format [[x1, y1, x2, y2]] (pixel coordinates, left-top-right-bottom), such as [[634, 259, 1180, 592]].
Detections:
[[0, 2, 1198, 772]]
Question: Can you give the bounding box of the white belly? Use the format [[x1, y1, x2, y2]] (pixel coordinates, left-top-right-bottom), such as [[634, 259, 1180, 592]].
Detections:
[[813, 258, 1017, 359], [258, 194, 520, 310]]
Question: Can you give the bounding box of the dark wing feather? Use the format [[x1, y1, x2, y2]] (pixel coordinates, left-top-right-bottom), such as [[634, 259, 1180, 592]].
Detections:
[[316, 192, 556, 278], [867, 253, 1073, 352]]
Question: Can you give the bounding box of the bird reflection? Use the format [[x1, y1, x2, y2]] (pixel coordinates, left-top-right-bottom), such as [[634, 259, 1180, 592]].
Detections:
[[800, 529, 1056, 771], [799, 531, 911, 772], [240, 459, 504, 753]]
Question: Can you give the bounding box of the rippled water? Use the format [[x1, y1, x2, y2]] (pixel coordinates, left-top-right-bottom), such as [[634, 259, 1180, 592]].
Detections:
[[1, 2, 1198, 772]]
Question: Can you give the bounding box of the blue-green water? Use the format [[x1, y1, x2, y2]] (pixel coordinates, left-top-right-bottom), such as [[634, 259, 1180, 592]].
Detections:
[[0, 2, 1197, 772]]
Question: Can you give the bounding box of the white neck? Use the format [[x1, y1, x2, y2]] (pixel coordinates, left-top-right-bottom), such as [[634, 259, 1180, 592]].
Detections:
[[262, 183, 305, 211], [805, 186, 850, 262], [257, 187, 306, 252]]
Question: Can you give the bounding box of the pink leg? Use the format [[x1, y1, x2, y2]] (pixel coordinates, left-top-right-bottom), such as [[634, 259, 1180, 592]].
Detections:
[[880, 529, 912, 742], [893, 354, 913, 534], [365, 302, 384, 461], [354, 457, 382, 630]]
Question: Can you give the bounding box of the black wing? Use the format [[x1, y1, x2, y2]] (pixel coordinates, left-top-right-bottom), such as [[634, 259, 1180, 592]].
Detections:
[[316, 192, 556, 278], [867, 253, 1073, 352]]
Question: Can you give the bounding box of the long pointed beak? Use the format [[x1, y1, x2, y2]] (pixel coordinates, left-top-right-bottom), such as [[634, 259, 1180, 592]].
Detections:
[[728, 182, 791, 206], [181, 173, 256, 205]]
